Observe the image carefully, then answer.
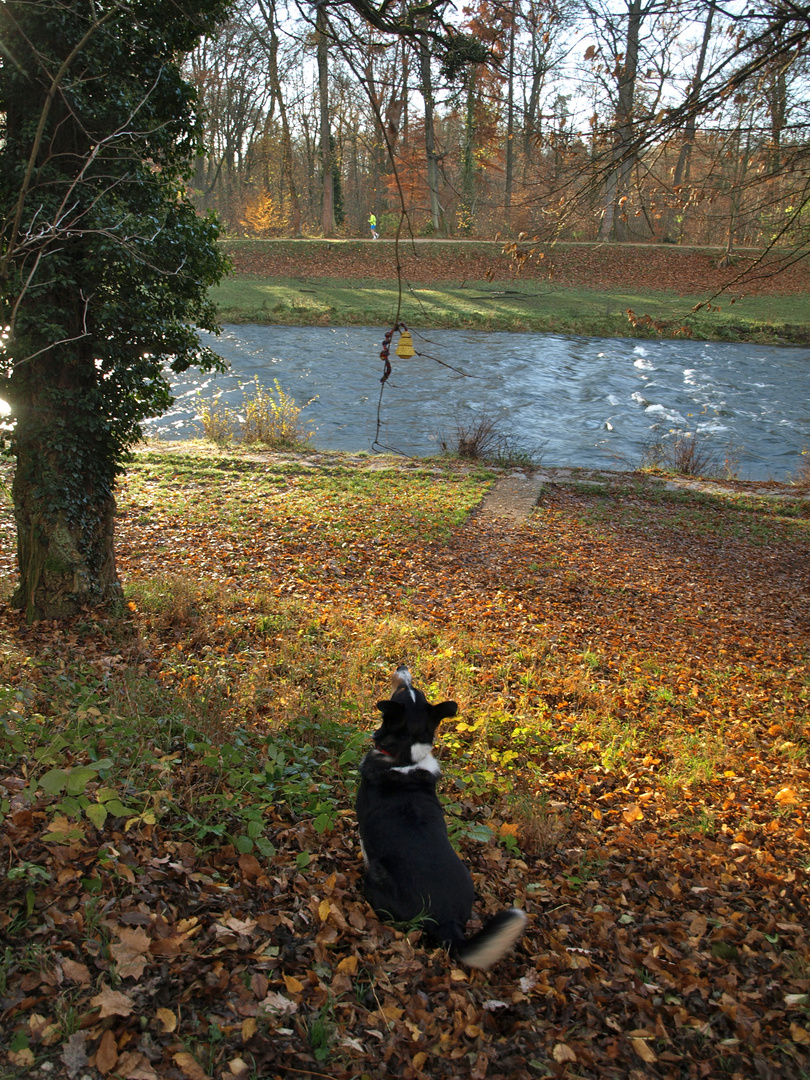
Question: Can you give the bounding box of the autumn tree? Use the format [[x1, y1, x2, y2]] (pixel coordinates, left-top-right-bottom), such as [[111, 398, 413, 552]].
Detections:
[[0, 0, 232, 621]]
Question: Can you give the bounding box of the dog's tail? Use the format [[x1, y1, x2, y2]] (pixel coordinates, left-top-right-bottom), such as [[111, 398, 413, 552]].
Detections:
[[454, 908, 527, 970]]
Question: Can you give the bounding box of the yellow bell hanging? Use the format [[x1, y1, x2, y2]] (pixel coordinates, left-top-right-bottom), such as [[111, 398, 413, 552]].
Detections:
[[395, 329, 415, 359]]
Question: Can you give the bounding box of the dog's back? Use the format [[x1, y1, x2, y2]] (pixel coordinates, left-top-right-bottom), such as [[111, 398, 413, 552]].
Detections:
[[356, 667, 526, 968], [356, 738, 475, 947]]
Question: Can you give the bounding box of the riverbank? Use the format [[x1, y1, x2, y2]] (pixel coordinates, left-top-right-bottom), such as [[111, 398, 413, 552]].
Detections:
[[212, 239, 810, 344]]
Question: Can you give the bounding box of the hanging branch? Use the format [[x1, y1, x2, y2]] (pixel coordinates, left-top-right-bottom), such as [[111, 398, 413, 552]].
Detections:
[[372, 323, 475, 453], [320, 13, 485, 454]]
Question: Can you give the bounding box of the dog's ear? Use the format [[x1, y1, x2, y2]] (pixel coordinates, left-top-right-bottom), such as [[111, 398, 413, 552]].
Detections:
[[430, 700, 458, 723], [376, 700, 404, 721]]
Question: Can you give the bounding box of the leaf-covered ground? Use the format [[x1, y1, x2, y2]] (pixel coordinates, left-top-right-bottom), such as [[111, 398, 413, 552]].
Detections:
[[222, 239, 810, 297], [1, 448, 809, 1080]]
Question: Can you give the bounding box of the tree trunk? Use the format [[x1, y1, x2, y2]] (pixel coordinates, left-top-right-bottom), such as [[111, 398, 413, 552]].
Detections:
[[522, 22, 545, 180], [7, 328, 122, 622], [255, 0, 302, 234], [459, 66, 478, 232], [598, 0, 642, 242], [666, 0, 715, 241], [419, 33, 444, 235], [504, 1, 516, 216], [317, 2, 334, 236]]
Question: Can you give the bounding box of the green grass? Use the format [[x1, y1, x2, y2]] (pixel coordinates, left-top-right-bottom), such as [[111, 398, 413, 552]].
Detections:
[[563, 476, 810, 545], [210, 274, 810, 343]]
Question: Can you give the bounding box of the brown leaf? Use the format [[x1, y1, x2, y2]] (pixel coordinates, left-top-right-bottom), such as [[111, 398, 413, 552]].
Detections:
[[630, 1038, 657, 1063], [111, 927, 151, 980], [90, 986, 135, 1018], [173, 1051, 209, 1080], [238, 853, 262, 880], [95, 1030, 118, 1076], [116, 1051, 159, 1079], [156, 1007, 177, 1033], [552, 1043, 577, 1063], [61, 958, 91, 985]]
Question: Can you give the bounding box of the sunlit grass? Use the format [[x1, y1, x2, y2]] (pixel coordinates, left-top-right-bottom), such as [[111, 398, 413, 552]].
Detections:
[[210, 274, 810, 343]]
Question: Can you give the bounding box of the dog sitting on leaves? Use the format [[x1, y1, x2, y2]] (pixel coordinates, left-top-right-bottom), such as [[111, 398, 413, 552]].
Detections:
[[356, 666, 526, 969]]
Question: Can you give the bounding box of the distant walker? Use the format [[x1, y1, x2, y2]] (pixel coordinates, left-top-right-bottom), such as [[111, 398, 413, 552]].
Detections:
[[368, 213, 379, 240]]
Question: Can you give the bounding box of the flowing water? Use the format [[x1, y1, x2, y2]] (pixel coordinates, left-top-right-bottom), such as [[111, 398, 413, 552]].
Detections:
[[144, 325, 810, 480]]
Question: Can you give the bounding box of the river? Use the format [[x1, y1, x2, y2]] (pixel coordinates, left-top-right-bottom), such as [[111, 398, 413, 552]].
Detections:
[[143, 325, 810, 480]]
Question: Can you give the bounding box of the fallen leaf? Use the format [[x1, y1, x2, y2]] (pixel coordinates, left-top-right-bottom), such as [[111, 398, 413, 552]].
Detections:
[[552, 1043, 577, 1062], [259, 991, 297, 1015], [112, 927, 152, 979], [237, 853, 262, 880], [775, 787, 799, 806], [156, 1007, 177, 1033], [8, 1049, 35, 1068], [116, 1052, 159, 1080], [61, 959, 91, 985], [173, 1051, 209, 1080], [91, 986, 135, 1018], [60, 1033, 88, 1079], [95, 1030, 118, 1076], [630, 1037, 657, 1063]]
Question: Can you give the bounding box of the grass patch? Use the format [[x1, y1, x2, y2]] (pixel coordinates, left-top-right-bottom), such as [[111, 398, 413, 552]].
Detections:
[[210, 274, 810, 343], [557, 475, 810, 546]]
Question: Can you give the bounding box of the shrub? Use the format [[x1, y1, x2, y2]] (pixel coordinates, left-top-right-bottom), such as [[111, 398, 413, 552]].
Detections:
[[438, 410, 544, 468], [641, 431, 725, 478], [196, 394, 235, 445], [240, 377, 314, 447], [196, 378, 314, 449], [792, 447, 810, 490]]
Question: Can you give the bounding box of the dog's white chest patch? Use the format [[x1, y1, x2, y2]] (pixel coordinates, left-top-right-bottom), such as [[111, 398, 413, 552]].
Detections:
[[392, 743, 441, 776]]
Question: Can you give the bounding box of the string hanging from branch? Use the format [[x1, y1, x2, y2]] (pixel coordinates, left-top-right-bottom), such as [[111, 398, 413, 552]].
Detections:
[[372, 323, 476, 455]]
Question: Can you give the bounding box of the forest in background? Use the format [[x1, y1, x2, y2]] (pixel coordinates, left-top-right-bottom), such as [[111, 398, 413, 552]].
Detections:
[[188, 0, 810, 258]]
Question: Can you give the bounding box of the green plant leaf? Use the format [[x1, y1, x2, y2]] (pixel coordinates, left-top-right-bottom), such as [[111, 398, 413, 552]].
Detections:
[[85, 803, 108, 829], [38, 768, 69, 795], [66, 766, 99, 796], [464, 822, 495, 843]]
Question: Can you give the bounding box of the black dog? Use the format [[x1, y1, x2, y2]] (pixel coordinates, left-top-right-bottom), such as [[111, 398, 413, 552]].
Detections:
[[355, 666, 526, 969]]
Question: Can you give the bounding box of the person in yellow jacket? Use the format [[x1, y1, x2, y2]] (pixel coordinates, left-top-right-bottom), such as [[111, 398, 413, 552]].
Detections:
[[368, 213, 379, 239]]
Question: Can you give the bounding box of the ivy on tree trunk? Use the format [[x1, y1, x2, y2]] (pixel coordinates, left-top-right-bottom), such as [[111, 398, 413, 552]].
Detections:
[[0, 0, 233, 622]]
